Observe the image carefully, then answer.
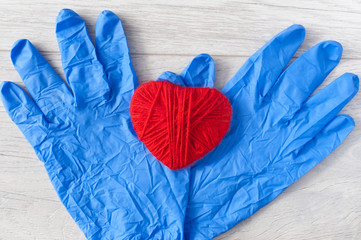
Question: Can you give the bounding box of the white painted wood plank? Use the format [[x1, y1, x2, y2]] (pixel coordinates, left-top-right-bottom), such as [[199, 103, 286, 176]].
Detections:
[[0, 1, 361, 239], [1, 0, 361, 58]]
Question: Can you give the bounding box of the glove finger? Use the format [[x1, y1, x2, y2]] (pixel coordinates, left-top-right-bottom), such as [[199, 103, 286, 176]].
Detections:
[[11, 39, 73, 120], [157, 71, 185, 86], [179, 54, 215, 88], [267, 41, 342, 124], [222, 24, 305, 103], [56, 9, 110, 106], [157, 54, 214, 88], [282, 114, 354, 180], [283, 73, 359, 154], [0, 81, 48, 152], [95, 10, 138, 98]]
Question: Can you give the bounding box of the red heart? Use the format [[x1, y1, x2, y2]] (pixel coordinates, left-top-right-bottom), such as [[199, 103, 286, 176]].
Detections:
[[130, 81, 232, 170]]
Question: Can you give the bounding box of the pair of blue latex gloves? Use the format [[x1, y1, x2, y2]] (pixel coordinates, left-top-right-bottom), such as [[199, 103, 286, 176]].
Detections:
[[0, 9, 358, 240]]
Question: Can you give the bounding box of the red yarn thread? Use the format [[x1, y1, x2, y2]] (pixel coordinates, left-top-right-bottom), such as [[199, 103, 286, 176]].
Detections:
[[130, 81, 232, 170]]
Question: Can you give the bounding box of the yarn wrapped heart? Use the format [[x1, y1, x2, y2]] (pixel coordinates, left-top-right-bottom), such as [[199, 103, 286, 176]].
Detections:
[[130, 81, 232, 170]]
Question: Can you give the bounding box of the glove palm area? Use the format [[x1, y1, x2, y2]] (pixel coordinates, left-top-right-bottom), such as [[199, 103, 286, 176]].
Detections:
[[0, 10, 189, 240]]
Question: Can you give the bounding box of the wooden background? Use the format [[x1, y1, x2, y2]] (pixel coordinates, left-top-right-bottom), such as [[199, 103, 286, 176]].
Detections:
[[0, 0, 360, 239]]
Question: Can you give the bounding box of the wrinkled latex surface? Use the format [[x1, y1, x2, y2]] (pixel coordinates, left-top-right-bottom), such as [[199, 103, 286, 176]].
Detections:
[[0, 9, 191, 239], [158, 25, 359, 239]]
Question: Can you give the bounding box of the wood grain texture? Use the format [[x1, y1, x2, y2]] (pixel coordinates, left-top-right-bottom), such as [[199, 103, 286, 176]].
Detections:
[[0, 0, 360, 239]]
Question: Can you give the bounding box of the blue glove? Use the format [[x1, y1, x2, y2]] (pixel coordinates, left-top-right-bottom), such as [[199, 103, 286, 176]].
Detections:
[[0, 9, 191, 239], [159, 25, 359, 239]]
